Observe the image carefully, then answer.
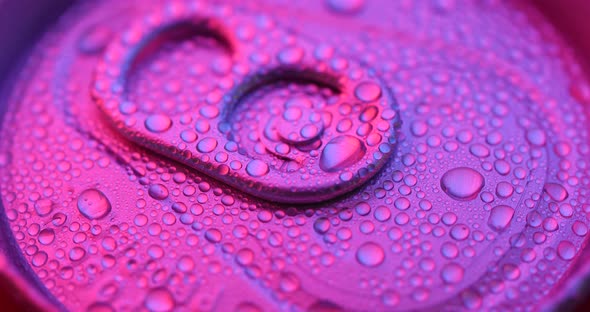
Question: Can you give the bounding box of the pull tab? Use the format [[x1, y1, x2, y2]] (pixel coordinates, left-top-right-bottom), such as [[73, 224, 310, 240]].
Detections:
[[92, 1, 400, 204]]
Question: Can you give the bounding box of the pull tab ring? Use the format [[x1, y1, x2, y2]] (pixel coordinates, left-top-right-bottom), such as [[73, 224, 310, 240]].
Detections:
[[92, 1, 400, 203]]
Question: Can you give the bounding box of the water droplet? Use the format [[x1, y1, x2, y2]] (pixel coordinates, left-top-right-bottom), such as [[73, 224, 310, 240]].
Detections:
[[326, 0, 365, 14], [197, 137, 218, 153], [440, 167, 484, 200], [557, 241, 576, 261], [356, 242, 385, 267], [77, 189, 112, 220], [278, 47, 304, 64], [78, 25, 112, 54], [526, 128, 547, 146], [320, 135, 366, 172], [487, 205, 515, 232], [543, 183, 568, 202], [205, 229, 222, 243], [246, 159, 269, 177], [34, 199, 53, 216], [38, 229, 55, 245], [354, 82, 382, 102], [441, 262, 464, 284], [145, 114, 172, 133], [450, 224, 470, 241], [148, 184, 169, 200], [144, 287, 176, 312]]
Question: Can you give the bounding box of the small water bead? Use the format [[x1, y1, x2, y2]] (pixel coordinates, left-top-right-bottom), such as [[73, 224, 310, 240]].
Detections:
[[197, 137, 218, 153], [38, 228, 55, 245], [525, 128, 547, 146], [557, 241, 576, 261], [34, 199, 53, 216], [461, 290, 483, 309], [69, 247, 86, 261], [205, 229, 222, 243], [410, 121, 428, 137], [440, 167, 485, 201], [356, 242, 385, 267], [144, 287, 176, 312], [355, 202, 371, 216], [495, 182, 514, 198], [450, 224, 470, 241], [145, 114, 172, 133], [77, 189, 112, 220], [278, 47, 304, 64], [487, 205, 515, 232], [148, 184, 169, 200], [441, 242, 459, 259], [573, 221, 588, 237], [320, 135, 366, 172], [279, 272, 301, 293], [374, 206, 391, 222], [78, 24, 112, 54], [246, 159, 269, 177], [354, 82, 382, 102], [469, 144, 490, 158], [326, 0, 366, 14], [314, 218, 331, 234], [441, 263, 465, 284], [382, 291, 400, 307]]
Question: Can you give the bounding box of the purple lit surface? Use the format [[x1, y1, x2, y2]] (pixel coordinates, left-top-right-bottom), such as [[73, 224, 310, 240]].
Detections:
[[1, 0, 590, 311]]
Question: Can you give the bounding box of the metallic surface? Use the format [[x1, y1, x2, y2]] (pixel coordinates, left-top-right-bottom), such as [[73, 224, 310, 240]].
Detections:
[[0, 0, 590, 311]]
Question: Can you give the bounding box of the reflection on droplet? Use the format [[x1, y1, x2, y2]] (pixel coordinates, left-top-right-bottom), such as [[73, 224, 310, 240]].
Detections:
[[440, 167, 484, 200], [320, 135, 366, 172], [77, 189, 112, 220]]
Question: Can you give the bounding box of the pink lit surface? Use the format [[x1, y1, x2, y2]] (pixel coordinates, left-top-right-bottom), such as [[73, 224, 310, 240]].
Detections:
[[1, 0, 590, 311]]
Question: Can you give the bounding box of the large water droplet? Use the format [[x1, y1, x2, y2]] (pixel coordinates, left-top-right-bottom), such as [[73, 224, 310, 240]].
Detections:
[[320, 135, 366, 172], [543, 183, 568, 202], [77, 189, 112, 220], [440, 167, 484, 200]]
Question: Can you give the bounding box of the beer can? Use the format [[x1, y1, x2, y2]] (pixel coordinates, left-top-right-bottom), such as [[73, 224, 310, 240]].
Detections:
[[1, 0, 590, 311]]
